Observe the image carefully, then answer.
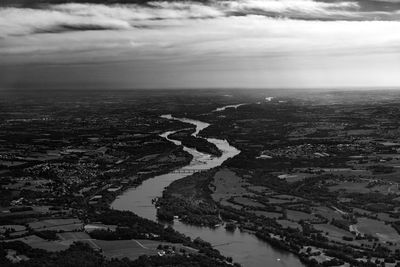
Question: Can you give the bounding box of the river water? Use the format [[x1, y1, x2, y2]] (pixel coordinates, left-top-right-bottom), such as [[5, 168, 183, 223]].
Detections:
[[213, 103, 247, 112], [111, 114, 304, 267]]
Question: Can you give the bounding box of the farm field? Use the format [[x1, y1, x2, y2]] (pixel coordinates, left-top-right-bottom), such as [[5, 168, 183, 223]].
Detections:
[[91, 239, 197, 260], [210, 168, 249, 204], [13, 232, 197, 261], [233, 197, 264, 208], [313, 224, 354, 242], [28, 218, 83, 231], [277, 220, 302, 230], [57, 231, 91, 241], [13, 235, 73, 251], [328, 181, 371, 194], [0, 225, 26, 233], [287, 210, 317, 222], [311, 206, 342, 221], [355, 217, 400, 243]]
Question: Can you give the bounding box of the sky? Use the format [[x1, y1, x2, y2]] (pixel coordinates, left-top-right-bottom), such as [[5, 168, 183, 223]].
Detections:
[[1, 0, 400, 89]]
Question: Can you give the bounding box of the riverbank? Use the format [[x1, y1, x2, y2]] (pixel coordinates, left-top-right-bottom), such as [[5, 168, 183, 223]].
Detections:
[[111, 114, 305, 267], [155, 167, 314, 265], [87, 146, 193, 210], [168, 129, 222, 157]]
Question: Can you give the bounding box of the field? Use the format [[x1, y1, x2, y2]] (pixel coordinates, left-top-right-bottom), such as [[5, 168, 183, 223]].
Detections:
[[267, 194, 305, 204], [377, 212, 399, 222], [210, 168, 249, 204], [277, 172, 315, 183], [328, 181, 371, 194], [266, 198, 293, 204], [313, 224, 354, 242], [29, 218, 83, 231], [355, 217, 400, 243], [286, 210, 317, 222], [13, 235, 73, 252], [89, 239, 197, 260], [57, 231, 91, 241], [13, 232, 197, 261], [233, 197, 264, 208], [0, 224, 26, 233], [246, 185, 266, 193], [311, 206, 343, 221], [88, 239, 159, 259]]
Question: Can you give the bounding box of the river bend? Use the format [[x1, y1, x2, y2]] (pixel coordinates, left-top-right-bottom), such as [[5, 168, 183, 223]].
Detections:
[[111, 113, 304, 267]]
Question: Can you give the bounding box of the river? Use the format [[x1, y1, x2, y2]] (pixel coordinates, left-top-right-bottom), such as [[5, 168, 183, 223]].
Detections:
[[213, 103, 247, 112], [111, 113, 304, 267]]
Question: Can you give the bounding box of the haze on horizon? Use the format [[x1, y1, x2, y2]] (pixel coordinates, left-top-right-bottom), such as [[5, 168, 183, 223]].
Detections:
[[1, 0, 400, 90]]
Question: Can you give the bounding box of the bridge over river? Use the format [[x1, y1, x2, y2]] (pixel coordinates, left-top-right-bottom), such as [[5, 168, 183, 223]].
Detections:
[[171, 168, 206, 174], [111, 113, 305, 267]]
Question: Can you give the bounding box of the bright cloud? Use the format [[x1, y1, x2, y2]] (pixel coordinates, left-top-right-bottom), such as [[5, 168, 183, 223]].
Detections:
[[220, 0, 360, 19], [1, 0, 399, 38]]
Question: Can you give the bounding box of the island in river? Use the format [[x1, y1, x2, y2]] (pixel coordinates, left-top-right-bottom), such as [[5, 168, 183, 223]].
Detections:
[[112, 114, 305, 267]]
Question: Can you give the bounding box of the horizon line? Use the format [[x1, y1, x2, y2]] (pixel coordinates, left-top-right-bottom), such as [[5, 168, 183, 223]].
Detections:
[[2, 86, 400, 92]]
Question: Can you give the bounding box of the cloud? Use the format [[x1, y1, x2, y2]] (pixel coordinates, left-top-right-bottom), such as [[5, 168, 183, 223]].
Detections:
[[33, 24, 124, 34], [0, 0, 400, 89], [369, 0, 400, 2], [52, 2, 224, 20], [219, 0, 360, 19], [0, 7, 132, 37], [2, 14, 400, 60], [2, 0, 400, 38], [0, 2, 225, 37], [218, 0, 400, 20]]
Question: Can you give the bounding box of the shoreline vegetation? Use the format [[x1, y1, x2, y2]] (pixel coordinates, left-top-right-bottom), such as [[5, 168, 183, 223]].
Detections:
[[95, 147, 193, 209], [168, 129, 222, 157], [156, 170, 221, 227], [155, 167, 361, 266], [87, 118, 237, 265]]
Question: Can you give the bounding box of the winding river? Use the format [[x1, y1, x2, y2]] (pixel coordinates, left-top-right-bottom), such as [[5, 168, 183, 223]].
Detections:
[[111, 113, 304, 267]]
